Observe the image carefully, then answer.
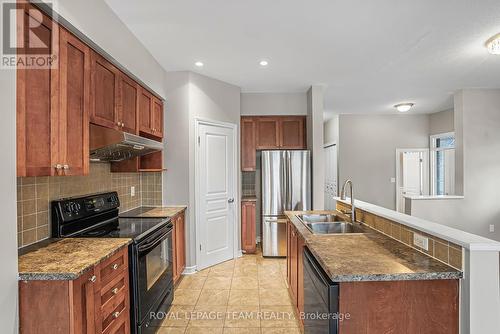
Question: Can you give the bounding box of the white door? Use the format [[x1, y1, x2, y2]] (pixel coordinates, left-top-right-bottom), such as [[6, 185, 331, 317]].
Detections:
[[196, 121, 236, 270], [396, 149, 429, 213], [324, 144, 337, 210]]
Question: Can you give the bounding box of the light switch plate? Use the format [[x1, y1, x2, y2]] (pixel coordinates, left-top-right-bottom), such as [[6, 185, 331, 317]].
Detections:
[[413, 233, 429, 251], [131, 186, 135, 197], [390, 177, 396, 183], [490, 225, 495, 233]]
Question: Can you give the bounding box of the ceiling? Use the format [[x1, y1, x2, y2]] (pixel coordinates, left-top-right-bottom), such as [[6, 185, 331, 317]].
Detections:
[[105, 0, 500, 116]]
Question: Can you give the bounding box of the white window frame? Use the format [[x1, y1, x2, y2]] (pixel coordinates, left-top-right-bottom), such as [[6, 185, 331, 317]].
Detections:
[[430, 132, 455, 195]]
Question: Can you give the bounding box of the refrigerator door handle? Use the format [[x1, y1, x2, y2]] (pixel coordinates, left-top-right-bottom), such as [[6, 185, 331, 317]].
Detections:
[[286, 151, 292, 211]]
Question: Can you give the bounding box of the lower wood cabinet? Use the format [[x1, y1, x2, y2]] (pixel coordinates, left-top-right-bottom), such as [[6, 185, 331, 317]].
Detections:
[[19, 247, 130, 334], [173, 211, 186, 284], [241, 200, 257, 253], [286, 220, 304, 319]]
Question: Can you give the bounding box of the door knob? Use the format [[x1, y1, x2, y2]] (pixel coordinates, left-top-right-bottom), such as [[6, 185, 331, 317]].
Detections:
[[228, 198, 234, 203]]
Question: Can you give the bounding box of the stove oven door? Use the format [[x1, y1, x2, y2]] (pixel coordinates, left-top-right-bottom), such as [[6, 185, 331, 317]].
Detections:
[[136, 225, 173, 330]]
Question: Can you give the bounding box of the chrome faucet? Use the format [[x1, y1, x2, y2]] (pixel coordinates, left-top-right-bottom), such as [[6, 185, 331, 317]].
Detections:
[[340, 179, 356, 223]]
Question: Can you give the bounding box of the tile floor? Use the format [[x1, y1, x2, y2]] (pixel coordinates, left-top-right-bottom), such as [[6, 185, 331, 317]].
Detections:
[[157, 249, 301, 334]]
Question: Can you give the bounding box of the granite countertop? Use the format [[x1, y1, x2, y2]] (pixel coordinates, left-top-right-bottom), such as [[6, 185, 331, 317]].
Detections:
[[285, 211, 462, 282], [18, 238, 131, 281], [120, 206, 187, 218]]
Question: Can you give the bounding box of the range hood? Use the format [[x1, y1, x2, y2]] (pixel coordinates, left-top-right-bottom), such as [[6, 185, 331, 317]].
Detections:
[[89, 124, 163, 162]]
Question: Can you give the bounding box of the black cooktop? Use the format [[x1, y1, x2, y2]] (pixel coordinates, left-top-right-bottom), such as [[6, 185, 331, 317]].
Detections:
[[80, 217, 171, 241]]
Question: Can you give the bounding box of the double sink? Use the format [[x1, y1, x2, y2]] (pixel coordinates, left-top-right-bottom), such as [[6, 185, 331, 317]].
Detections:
[[296, 213, 367, 234]]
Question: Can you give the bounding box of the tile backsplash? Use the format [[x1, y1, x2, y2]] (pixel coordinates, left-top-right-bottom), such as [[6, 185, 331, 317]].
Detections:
[[337, 201, 463, 270], [17, 163, 163, 247]]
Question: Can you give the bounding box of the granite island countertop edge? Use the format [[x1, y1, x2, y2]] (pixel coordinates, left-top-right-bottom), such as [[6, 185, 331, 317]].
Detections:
[[285, 211, 463, 282]]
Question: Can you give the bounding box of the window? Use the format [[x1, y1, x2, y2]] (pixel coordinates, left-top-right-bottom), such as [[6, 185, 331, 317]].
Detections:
[[430, 132, 455, 195]]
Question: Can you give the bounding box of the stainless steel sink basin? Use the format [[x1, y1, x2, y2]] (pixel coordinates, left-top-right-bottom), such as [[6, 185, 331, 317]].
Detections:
[[296, 214, 344, 223], [296, 214, 367, 234]]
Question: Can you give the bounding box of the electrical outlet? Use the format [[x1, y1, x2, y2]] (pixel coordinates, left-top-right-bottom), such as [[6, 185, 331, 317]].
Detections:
[[131, 186, 135, 197], [390, 177, 396, 183], [490, 225, 495, 233], [413, 233, 429, 251]]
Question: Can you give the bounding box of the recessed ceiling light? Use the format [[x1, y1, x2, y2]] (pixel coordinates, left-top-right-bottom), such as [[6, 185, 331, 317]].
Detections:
[[195, 61, 204, 67], [485, 33, 500, 55], [394, 103, 414, 113], [259, 60, 269, 66]]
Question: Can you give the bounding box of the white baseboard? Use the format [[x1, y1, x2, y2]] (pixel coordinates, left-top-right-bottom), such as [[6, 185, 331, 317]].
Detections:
[[182, 265, 197, 275], [236, 250, 243, 258]]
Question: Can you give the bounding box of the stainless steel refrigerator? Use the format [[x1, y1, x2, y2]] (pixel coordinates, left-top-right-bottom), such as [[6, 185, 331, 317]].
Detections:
[[261, 150, 311, 257]]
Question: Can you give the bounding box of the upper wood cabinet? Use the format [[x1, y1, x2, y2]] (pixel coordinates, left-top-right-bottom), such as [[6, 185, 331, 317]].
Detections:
[[117, 73, 139, 134], [17, 6, 89, 177], [138, 88, 153, 135], [58, 28, 90, 176], [280, 116, 306, 149], [241, 118, 256, 171], [152, 97, 164, 138], [90, 51, 119, 130], [17, 4, 59, 177], [240, 116, 307, 171], [256, 117, 280, 149], [139, 89, 163, 138]]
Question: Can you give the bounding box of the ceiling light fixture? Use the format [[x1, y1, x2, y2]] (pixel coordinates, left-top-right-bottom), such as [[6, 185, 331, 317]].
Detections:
[[195, 61, 204, 67], [485, 33, 500, 55], [394, 103, 414, 113], [259, 60, 269, 66]]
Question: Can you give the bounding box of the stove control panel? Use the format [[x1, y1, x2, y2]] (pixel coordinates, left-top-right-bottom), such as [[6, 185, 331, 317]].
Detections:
[[52, 192, 120, 222]]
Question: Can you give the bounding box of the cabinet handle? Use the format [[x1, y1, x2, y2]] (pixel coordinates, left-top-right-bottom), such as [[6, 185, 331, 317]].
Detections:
[[63, 164, 69, 170], [116, 121, 120, 126], [121, 122, 125, 127], [112, 311, 121, 319], [112, 287, 119, 295], [54, 164, 62, 170], [112, 263, 119, 270], [89, 275, 97, 283]]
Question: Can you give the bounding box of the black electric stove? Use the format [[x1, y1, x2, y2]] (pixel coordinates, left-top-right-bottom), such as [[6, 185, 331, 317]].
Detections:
[[51, 192, 174, 334]]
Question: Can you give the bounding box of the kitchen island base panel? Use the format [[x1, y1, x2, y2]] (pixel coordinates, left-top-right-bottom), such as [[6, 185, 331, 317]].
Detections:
[[339, 279, 459, 334]]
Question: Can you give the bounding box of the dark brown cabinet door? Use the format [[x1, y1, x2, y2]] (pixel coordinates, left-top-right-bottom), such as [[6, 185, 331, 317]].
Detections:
[[16, 4, 60, 176], [58, 28, 90, 176], [241, 201, 256, 253], [280, 116, 306, 149], [290, 225, 298, 303], [173, 212, 186, 284], [139, 88, 154, 135], [297, 234, 305, 316], [152, 97, 164, 138], [256, 117, 280, 149], [118, 73, 139, 134], [90, 51, 119, 129], [241, 118, 256, 171]]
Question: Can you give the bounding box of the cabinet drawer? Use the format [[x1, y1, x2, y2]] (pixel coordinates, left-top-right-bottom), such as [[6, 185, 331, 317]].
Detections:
[[101, 293, 127, 334], [99, 249, 127, 286], [100, 272, 127, 308]]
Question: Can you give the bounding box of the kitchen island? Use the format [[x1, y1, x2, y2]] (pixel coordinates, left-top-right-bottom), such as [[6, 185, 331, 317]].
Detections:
[[285, 210, 461, 334]]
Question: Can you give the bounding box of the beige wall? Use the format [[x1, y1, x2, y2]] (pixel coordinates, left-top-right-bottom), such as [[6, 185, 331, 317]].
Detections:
[[338, 114, 430, 210], [0, 58, 18, 333], [429, 108, 454, 135], [410, 89, 500, 241], [240, 92, 307, 115], [164, 71, 241, 269], [324, 115, 339, 145], [307, 86, 325, 209]]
